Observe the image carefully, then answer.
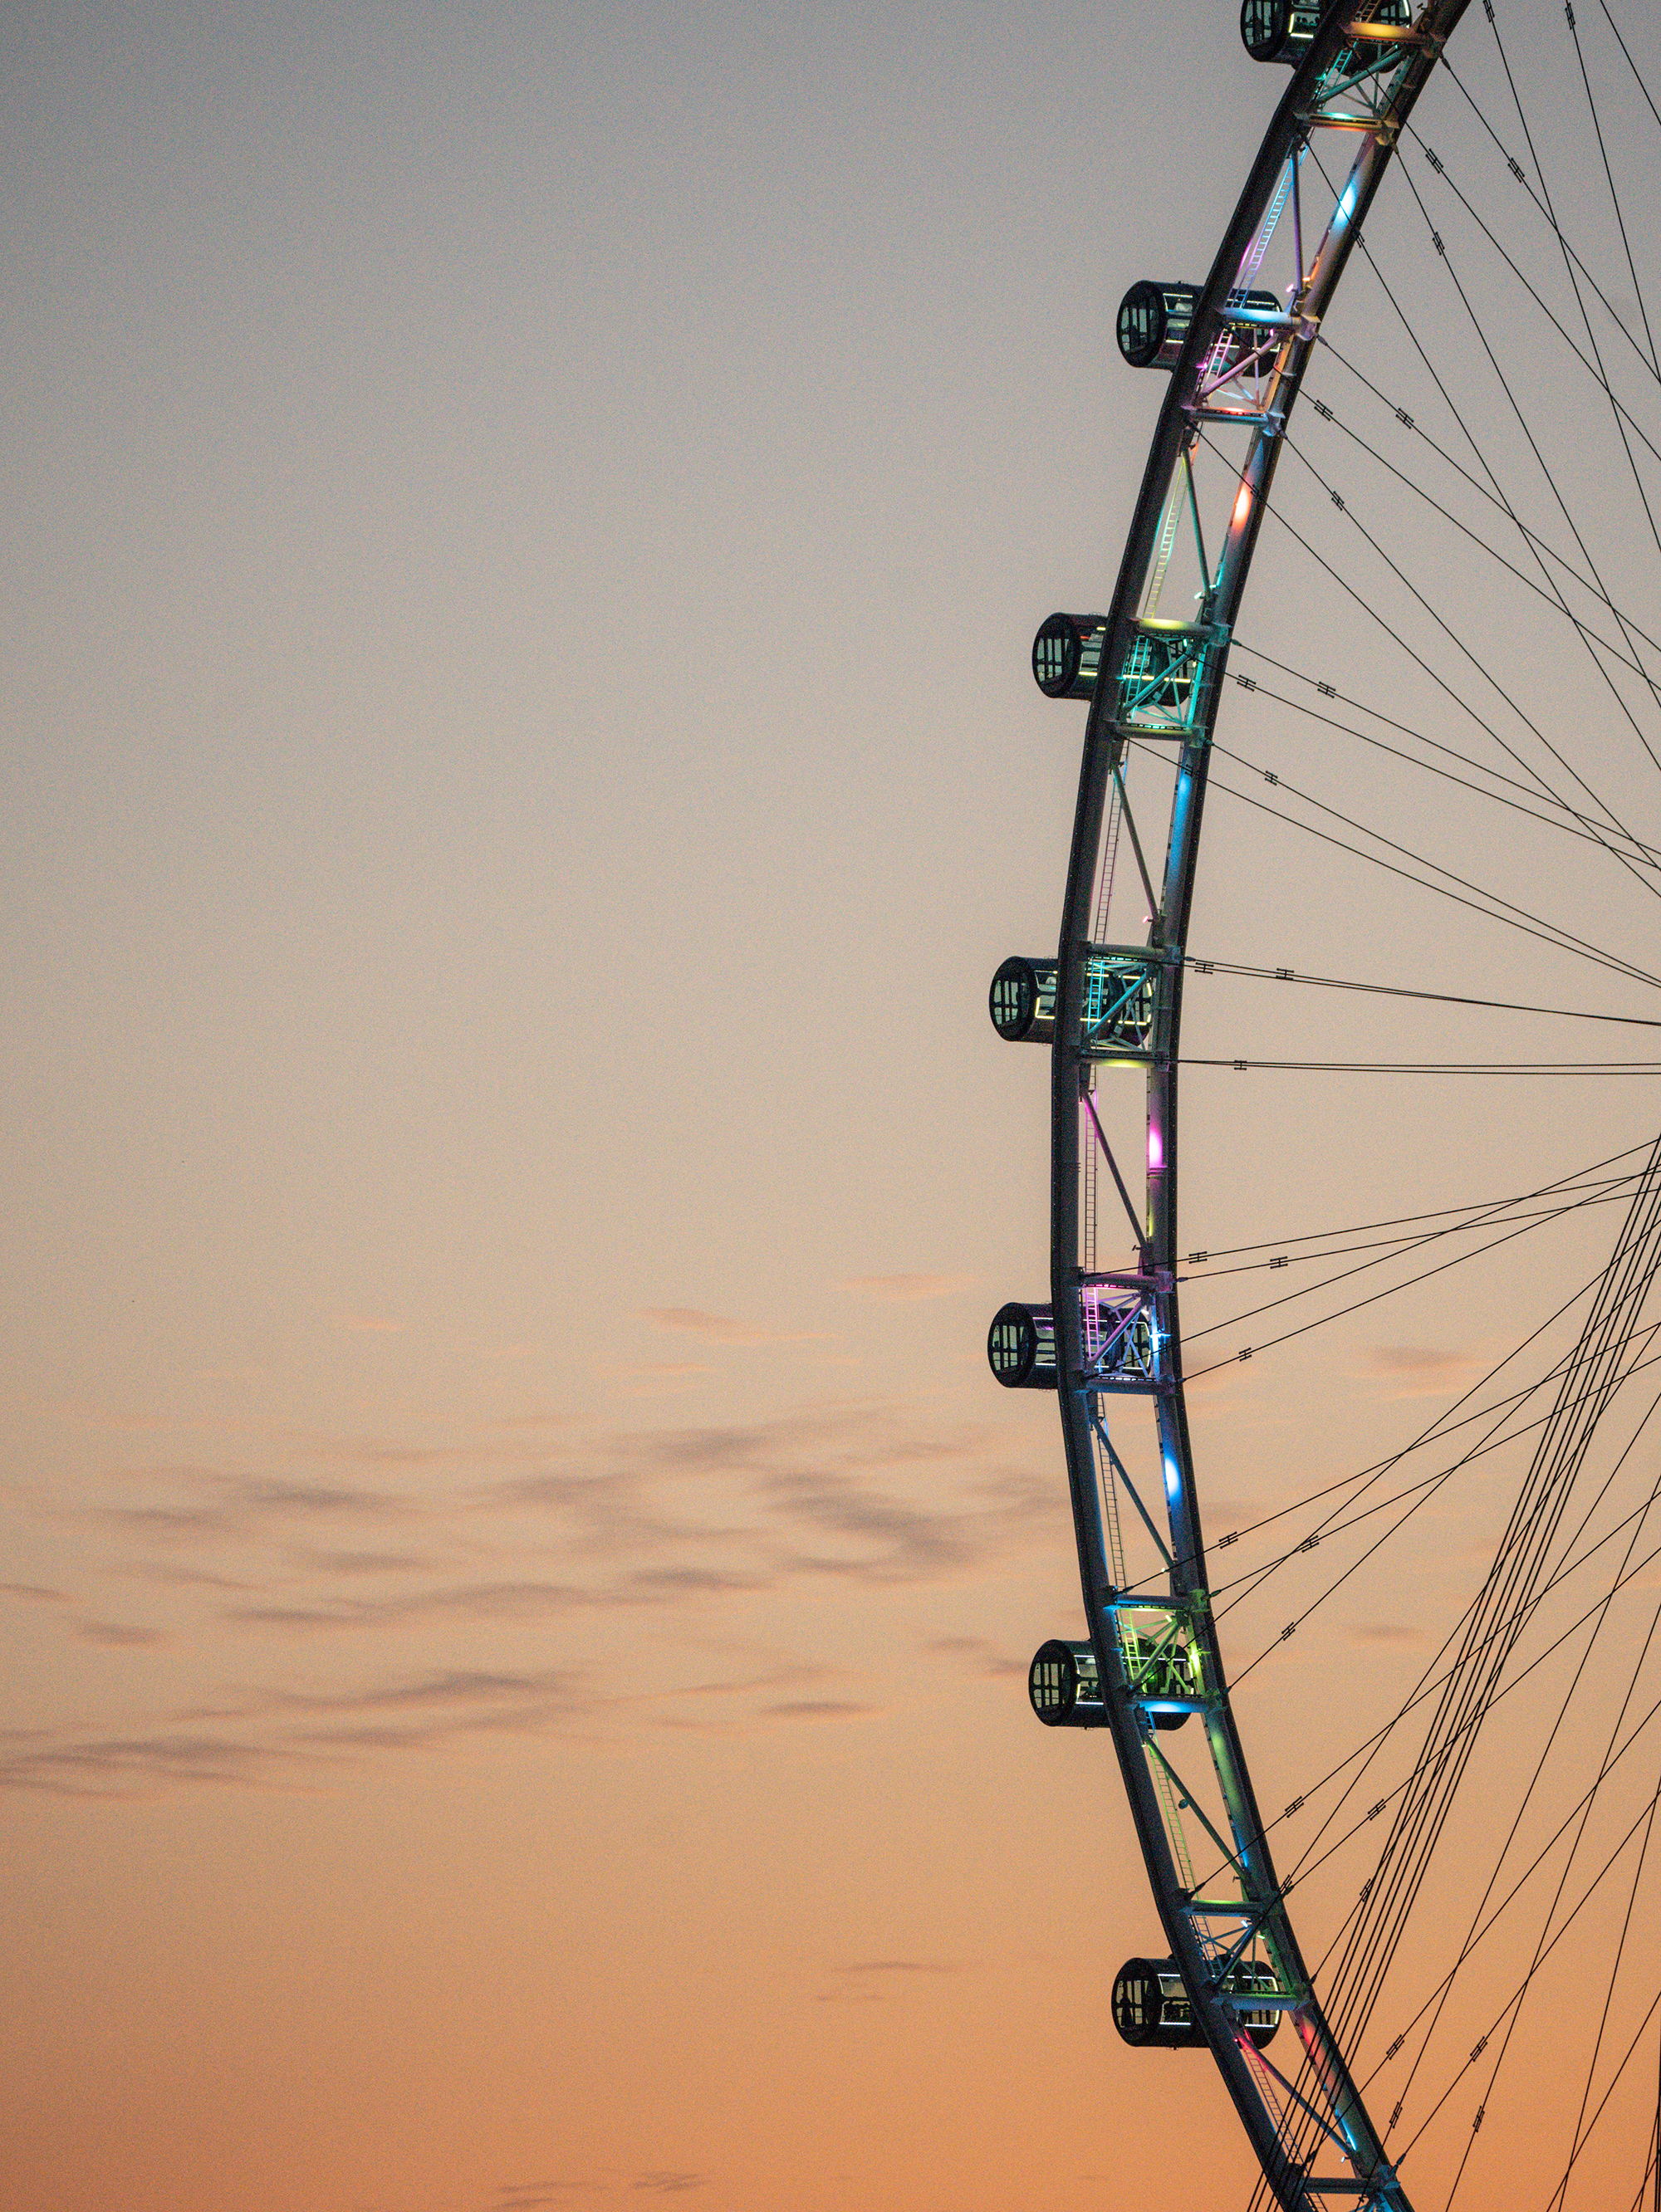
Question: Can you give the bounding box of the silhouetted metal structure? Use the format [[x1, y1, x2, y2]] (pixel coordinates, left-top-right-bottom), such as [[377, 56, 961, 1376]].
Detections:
[[988, 8, 1472, 2206]]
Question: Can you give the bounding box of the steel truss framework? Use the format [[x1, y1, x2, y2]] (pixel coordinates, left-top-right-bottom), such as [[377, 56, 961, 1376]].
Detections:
[[1039, 9, 1472, 2208]]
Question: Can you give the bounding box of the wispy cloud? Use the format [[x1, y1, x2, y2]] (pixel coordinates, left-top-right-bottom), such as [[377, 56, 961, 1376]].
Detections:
[[843, 1274, 975, 1301], [5, 1667, 602, 1798], [17, 1396, 1051, 1794], [278, 1669, 595, 1751], [601, 1361, 712, 1382], [75, 1620, 164, 1647], [288, 1549, 437, 1577], [227, 1581, 600, 1632], [491, 2187, 593, 2208], [241, 1480, 416, 1518], [1364, 1344, 1485, 1397], [926, 1634, 1025, 1678], [1368, 1346, 1466, 1376], [816, 1956, 962, 2002], [760, 1699, 876, 1720], [839, 1959, 960, 1975], [254, 1666, 588, 1718], [86, 1471, 419, 1546], [119, 1562, 262, 1591], [97, 1504, 238, 1539], [636, 1308, 823, 1348], [492, 1404, 1046, 1594], [0, 1731, 277, 1798], [491, 2185, 596, 2208], [638, 1308, 770, 1342]]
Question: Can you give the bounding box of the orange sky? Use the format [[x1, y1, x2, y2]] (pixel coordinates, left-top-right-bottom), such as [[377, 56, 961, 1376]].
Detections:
[[7, 3, 1661, 2209]]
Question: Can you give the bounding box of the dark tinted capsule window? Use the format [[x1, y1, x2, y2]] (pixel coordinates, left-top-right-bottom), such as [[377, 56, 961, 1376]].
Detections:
[[1034, 626, 1071, 689], [992, 971, 1031, 1034], [991, 1322, 1024, 1374]]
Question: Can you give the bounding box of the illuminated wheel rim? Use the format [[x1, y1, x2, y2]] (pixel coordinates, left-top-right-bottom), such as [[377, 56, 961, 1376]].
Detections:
[[1029, 13, 1473, 2208], [996, 6, 1661, 2191]]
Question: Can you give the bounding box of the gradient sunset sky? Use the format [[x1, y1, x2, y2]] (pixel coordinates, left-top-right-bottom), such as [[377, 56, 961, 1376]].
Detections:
[[8, 4, 1661, 2210]]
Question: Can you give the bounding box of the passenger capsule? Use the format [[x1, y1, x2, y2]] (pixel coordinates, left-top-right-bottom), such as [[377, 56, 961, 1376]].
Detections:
[[1028, 1638, 1106, 1727], [989, 957, 1056, 1044], [1112, 1957, 1281, 2048], [1116, 281, 1285, 372], [1238, 0, 1325, 63], [1117, 281, 1198, 369], [1032, 612, 1107, 699], [990, 952, 1157, 1055], [1241, 0, 1410, 65], [987, 1303, 1056, 1389]]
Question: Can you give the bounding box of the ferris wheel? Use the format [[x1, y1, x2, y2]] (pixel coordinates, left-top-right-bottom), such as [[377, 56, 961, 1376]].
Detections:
[[987, 4, 1661, 2207]]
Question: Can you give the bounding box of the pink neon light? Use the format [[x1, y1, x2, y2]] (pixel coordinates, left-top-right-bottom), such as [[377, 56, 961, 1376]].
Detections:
[[1149, 1123, 1164, 1174], [1232, 483, 1252, 527]]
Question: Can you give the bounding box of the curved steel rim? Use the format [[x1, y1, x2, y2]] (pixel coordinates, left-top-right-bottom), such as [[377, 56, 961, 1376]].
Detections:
[[1048, 10, 1472, 2208]]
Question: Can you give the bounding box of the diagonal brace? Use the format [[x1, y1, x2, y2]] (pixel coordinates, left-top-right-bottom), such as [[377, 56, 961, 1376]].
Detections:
[[1090, 1412, 1174, 1568], [1081, 1084, 1151, 1263], [1145, 1738, 1252, 1887], [1083, 1292, 1151, 1378], [1242, 2043, 1356, 2164], [1111, 759, 1164, 927]]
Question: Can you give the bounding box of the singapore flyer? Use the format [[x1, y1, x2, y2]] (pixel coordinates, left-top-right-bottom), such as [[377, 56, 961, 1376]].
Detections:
[[991, 4, 1661, 2206]]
